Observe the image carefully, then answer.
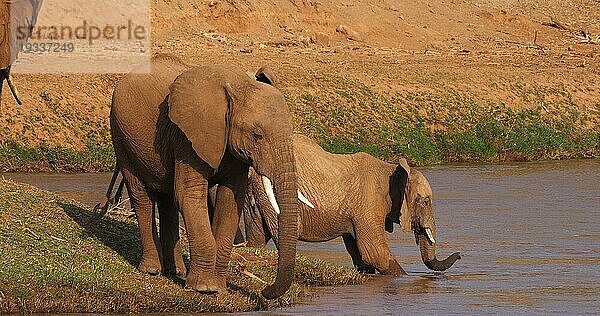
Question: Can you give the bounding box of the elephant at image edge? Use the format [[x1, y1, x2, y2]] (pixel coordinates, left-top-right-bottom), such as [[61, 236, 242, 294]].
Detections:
[[110, 54, 298, 299], [0, 0, 44, 104], [243, 134, 460, 274]]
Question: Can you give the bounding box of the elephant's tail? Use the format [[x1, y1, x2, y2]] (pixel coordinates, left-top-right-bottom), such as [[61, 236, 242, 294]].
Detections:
[[0, 70, 4, 105], [91, 165, 126, 223], [0, 67, 23, 105]]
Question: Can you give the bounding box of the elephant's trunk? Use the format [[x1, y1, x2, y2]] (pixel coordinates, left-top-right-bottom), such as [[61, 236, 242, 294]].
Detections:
[[416, 232, 461, 272], [261, 143, 298, 299]]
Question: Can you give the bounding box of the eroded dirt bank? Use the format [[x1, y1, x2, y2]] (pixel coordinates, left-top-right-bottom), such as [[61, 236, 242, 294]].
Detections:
[[1, 0, 598, 171]]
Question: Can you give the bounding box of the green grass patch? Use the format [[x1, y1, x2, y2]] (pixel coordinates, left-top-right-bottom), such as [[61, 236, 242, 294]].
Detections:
[[0, 142, 115, 172], [0, 180, 363, 313], [1, 75, 597, 170], [288, 77, 599, 165]]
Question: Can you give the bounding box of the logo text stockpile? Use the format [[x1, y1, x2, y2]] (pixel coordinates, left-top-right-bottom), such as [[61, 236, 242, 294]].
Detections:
[[18, 20, 148, 46]]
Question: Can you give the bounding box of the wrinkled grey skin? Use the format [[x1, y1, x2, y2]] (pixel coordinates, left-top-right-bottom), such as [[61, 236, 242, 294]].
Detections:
[[242, 135, 460, 275], [109, 55, 298, 299]]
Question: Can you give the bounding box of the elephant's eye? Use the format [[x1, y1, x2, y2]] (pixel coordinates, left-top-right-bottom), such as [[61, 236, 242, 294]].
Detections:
[[252, 129, 264, 141], [418, 197, 431, 207]]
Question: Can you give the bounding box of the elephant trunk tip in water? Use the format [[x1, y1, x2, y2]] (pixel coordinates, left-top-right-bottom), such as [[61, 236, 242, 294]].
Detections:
[[422, 251, 462, 272], [416, 232, 461, 272]]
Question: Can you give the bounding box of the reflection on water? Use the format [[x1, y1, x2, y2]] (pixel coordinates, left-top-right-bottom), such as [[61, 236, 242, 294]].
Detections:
[[263, 160, 600, 315], [3, 160, 599, 314]]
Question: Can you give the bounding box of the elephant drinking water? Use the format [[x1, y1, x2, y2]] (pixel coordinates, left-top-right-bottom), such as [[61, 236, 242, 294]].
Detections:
[[242, 134, 461, 275]]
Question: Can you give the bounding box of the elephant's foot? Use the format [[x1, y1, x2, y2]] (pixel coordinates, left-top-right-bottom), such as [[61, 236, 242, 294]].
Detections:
[[139, 258, 162, 276], [174, 258, 187, 278], [185, 271, 223, 294], [174, 248, 188, 277], [163, 265, 187, 278], [357, 265, 377, 274], [378, 259, 407, 276], [162, 255, 187, 278], [214, 275, 227, 292]]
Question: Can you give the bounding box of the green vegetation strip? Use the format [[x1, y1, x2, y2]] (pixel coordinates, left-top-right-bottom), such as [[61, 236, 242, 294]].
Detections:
[[1, 76, 598, 172], [291, 78, 599, 165], [0, 142, 115, 172], [0, 180, 363, 313]]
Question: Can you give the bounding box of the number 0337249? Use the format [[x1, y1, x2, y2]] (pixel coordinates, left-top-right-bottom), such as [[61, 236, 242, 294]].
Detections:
[[22, 42, 76, 53]]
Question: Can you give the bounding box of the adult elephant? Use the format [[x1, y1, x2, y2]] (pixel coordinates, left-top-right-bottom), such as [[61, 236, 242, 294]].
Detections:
[[243, 134, 460, 275], [1, 0, 44, 104], [110, 54, 298, 299]]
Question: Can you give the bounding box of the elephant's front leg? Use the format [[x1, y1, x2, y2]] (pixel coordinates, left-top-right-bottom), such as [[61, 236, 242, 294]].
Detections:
[[342, 234, 376, 274], [354, 217, 407, 276], [174, 160, 218, 293], [212, 163, 249, 289]]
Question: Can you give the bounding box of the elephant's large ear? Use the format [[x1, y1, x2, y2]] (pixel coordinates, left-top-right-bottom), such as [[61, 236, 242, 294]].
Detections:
[[399, 159, 414, 232], [387, 158, 410, 232], [168, 67, 233, 170], [398, 159, 414, 232], [255, 66, 276, 86]]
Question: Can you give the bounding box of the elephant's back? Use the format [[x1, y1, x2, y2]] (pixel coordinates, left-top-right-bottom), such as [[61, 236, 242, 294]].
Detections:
[[293, 134, 364, 192], [110, 55, 189, 191], [111, 55, 189, 119], [293, 134, 364, 169]]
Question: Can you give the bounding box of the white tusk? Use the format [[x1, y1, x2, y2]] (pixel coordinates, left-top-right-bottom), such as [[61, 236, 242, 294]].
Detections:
[[297, 190, 315, 208], [425, 228, 436, 244], [261, 176, 281, 215]]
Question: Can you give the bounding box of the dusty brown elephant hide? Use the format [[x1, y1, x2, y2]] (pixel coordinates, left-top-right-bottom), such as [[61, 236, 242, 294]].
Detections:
[[110, 54, 298, 299], [243, 134, 460, 275]]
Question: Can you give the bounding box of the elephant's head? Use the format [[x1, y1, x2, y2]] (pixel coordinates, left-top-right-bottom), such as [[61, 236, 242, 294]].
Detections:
[[168, 65, 297, 299], [387, 159, 460, 272]]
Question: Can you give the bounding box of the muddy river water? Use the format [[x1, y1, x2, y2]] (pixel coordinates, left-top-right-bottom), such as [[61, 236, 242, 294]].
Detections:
[[4, 160, 599, 314]]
